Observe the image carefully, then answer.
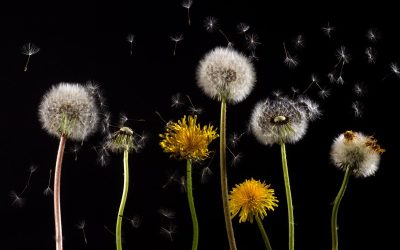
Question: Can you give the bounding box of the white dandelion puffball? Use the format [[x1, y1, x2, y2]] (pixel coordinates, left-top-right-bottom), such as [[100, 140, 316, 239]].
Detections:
[[39, 83, 99, 141], [330, 131, 384, 178], [196, 47, 256, 104], [250, 96, 309, 145]]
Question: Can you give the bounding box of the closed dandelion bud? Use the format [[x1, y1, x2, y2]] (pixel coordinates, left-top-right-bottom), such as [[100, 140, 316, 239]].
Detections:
[[106, 127, 136, 153], [251, 96, 309, 145], [196, 47, 256, 104], [330, 130, 385, 178], [39, 83, 99, 141]]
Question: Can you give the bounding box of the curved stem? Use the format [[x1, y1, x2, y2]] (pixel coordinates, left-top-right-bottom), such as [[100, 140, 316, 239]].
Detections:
[[255, 215, 273, 250], [220, 98, 237, 250], [280, 142, 294, 250], [331, 167, 351, 250], [116, 150, 130, 250], [54, 135, 67, 250], [186, 159, 199, 250]]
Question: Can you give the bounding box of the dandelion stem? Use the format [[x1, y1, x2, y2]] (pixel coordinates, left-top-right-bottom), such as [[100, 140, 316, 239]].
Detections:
[[255, 215, 272, 250], [54, 135, 66, 250], [220, 98, 237, 250], [280, 142, 294, 250], [116, 150, 130, 250], [24, 55, 31, 72], [186, 159, 199, 250], [331, 166, 351, 250], [173, 42, 178, 56], [187, 8, 191, 26]]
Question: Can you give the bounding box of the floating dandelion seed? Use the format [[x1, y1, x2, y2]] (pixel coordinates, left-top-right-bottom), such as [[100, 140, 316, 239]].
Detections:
[[203, 16, 233, 47], [70, 144, 81, 161], [21, 42, 40, 72], [390, 62, 400, 76], [353, 83, 366, 96], [249, 50, 259, 61], [333, 46, 350, 85], [283, 43, 298, 68], [185, 95, 203, 115], [229, 132, 245, 148], [272, 90, 282, 98], [318, 88, 331, 99], [10, 165, 38, 207], [126, 34, 135, 55], [170, 33, 184, 56], [237, 22, 250, 34], [227, 147, 243, 167], [328, 72, 336, 83], [160, 222, 177, 242], [245, 33, 261, 50], [294, 34, 304, 48], [366, 28, 379, 42], [43, 169, 53, 196], [171, 93, 184, 108], [365, 47, 376, 64], [181, 0, 193, 26], [200, 166, 213, 184], [158, 208, 176, 219], [291, 86, 299, 98], [76, 220, 88, 244], [162, 169, 179, 188], [322, 22, 335, 38], [179, 175, 187, 193], [128, 216, 141, 229], [303, 74, 324, 94], [352, 101, 363, 118]]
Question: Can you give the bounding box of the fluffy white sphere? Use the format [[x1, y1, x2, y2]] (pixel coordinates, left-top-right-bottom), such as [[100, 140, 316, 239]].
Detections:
[[39, 83, 99, 141], [196, 47, 256, 104]]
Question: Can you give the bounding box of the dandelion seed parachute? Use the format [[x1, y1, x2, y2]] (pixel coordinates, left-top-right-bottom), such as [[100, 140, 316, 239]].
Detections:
[[39, 83, 99, 141], [196, 47, 256, 104]]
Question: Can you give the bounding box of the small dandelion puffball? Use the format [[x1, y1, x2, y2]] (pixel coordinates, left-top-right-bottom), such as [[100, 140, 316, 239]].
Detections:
[[251, 96, 309, 145], [330, 131, 385, 178], [196, 47, 256, 104], [39, 83, 99, 141], [160, 115, 219, 161], [229, 178, 278, 223], [106, 127, 136, 153]]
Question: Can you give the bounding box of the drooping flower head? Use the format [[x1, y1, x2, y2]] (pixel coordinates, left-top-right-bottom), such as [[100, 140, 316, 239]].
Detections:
[[330, 130, 385, 178], [39, 82, 99, 141], [196, 47, 256, 104], [251, 96, 319, 145], [160, 115, 219, 161], [106, 127, 136, 153], [229, 178, 278, 223]]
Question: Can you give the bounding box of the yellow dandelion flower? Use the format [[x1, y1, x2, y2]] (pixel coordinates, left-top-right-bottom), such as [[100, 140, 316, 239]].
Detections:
[[160, 115, 218, 161], [229, 178, 278, 223]]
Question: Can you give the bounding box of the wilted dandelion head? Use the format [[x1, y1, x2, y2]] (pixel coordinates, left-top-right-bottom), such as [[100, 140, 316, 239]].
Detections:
[[330, 131, 385, 178], [160, 115, 218, 161], [229, 178, 278, 223], [106, 126, 136, 153], [196, 47, 256, 104], [39, 83, 99, 141], [250, 96, 309, 145]]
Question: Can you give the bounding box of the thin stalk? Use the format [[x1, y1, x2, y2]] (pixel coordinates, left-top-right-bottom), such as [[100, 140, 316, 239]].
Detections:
[[255, 215, 272, 250], [116, 150, 130, 250], [220, 98, 237, 250], [54, 135, 67, 250], [186, 159, 199, 250], [24, 55, 31, 72], [280, 142, 294, 250], [331, 167, 351, 250], [187, 8, 191, 26]]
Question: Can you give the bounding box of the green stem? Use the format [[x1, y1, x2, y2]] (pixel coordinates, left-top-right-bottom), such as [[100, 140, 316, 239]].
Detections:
[[116, 150, 130, 250], [280, 142, 294, 250], [255, 215, 272, 250], [331, 167, 351, 250], [220, 98, 237, 250], [186, 159, 199, 250], [54, 135, 66, 250]]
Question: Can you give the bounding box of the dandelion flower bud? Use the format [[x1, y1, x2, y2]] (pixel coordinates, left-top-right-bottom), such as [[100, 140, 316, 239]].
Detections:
[[330, 131, 385, 178], [251, 96, 309, 145], [196, 47, 256, 104], [39, 83, 99, 141], [106, 127, 136, 153]]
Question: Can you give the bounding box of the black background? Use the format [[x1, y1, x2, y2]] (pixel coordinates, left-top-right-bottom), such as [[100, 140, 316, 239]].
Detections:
[[1, 1, 399, 250]]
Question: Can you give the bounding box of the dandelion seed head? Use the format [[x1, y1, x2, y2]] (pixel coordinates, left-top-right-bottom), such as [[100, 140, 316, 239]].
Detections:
[[229, 178, 278, 223], [21, 43, 40, 56], [196, 47, 256, 104], [322, 22, 335, 38], [337, 46, 350, 64], [318, 88, 331, 99], [126, 34, 135, 43], [39, 83, 99, 141], [10, 191, 25, 208], [170, 34, 184, 42], [331, 131, 384, 178], [105, 126, 136, 153], [250, 96, 309, 145], [181, 0, 193, 9]]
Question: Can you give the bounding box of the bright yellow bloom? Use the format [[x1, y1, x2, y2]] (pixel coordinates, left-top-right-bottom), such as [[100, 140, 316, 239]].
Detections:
[[229, 178, 278, 223], [160, 115, 218, 161]]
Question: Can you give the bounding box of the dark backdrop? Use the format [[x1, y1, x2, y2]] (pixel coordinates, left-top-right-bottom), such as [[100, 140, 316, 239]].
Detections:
[[1, 1, 399, 250]]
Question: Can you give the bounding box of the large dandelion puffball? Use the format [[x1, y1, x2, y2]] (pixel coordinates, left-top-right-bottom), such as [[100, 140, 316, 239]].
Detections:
[[196, 47, 256, 104], [251, 97, 308, 145], [330, 131, 383, 178], [39, 83, 99, 141]]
